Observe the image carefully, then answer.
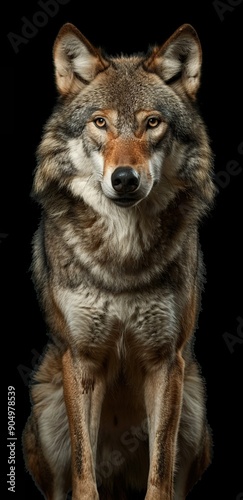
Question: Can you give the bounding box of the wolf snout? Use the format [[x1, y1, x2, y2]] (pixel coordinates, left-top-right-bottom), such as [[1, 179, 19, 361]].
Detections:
[[111, 167, 140, 194]]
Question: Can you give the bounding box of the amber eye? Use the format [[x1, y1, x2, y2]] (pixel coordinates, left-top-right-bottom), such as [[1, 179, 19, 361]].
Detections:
[[94, 117, 106, 128], [147, 116, 160, 129]]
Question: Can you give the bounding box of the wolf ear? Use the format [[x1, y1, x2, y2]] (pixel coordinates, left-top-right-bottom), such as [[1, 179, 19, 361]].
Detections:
[[145, 24, 202, 99], [53, 23, 109, 95]]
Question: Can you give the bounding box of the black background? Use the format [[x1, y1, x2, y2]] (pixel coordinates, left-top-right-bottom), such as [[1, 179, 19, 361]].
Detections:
[[1, 0, 243, 499]]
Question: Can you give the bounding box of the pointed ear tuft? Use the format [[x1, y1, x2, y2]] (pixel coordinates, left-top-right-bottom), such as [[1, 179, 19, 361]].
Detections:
[[145, 24, 202, 99], [53, 23, 109, 96]]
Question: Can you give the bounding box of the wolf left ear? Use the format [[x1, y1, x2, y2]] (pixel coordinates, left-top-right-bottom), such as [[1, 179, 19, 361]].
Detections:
[[145, 24, 202, 99], [53, 23, 109, 95]]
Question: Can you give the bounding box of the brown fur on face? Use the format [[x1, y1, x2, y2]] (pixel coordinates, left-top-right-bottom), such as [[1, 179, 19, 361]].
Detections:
[[23, 22, 215, 499]]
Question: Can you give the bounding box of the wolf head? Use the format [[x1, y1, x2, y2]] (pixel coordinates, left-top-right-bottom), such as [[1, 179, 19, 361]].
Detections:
[[33, 23, 214, 214]]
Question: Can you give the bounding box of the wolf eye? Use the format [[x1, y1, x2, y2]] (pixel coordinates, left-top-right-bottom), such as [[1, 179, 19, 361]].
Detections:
[[147, 117, 160, 129], [94, 117, 106, 128]]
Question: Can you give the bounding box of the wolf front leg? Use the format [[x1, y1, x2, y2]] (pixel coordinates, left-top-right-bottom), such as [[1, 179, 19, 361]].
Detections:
[[144, 353, 184, 500], [62, 349, 106, 500]]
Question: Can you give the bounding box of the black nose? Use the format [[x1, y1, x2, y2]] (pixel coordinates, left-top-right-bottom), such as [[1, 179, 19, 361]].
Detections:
[[111, 167, 140, 194]]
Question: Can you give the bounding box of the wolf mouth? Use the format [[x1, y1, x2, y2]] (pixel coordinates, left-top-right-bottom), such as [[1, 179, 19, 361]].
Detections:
[[111, 197, 141, 207]]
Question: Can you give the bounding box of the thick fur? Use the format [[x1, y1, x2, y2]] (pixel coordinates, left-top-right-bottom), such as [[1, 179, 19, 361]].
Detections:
[[22, 23, 215, 499]]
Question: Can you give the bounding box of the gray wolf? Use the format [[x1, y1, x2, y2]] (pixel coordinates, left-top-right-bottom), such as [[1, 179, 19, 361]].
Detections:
[[22, 22, 215, 499]]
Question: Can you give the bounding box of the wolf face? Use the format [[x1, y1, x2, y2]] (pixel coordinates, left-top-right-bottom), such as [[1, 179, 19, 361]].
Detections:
[[33, 23, 213, 215]]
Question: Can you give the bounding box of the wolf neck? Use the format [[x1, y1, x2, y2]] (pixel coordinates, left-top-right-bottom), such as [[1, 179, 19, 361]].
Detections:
[[44, 188, 193, 294], [67, 194, 163, 263], [85, 202, 160, 290]]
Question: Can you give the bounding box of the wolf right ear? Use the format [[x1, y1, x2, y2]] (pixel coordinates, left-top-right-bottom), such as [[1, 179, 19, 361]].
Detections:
[[145, 24, 202, 99], [53, 23, 109, 95]]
